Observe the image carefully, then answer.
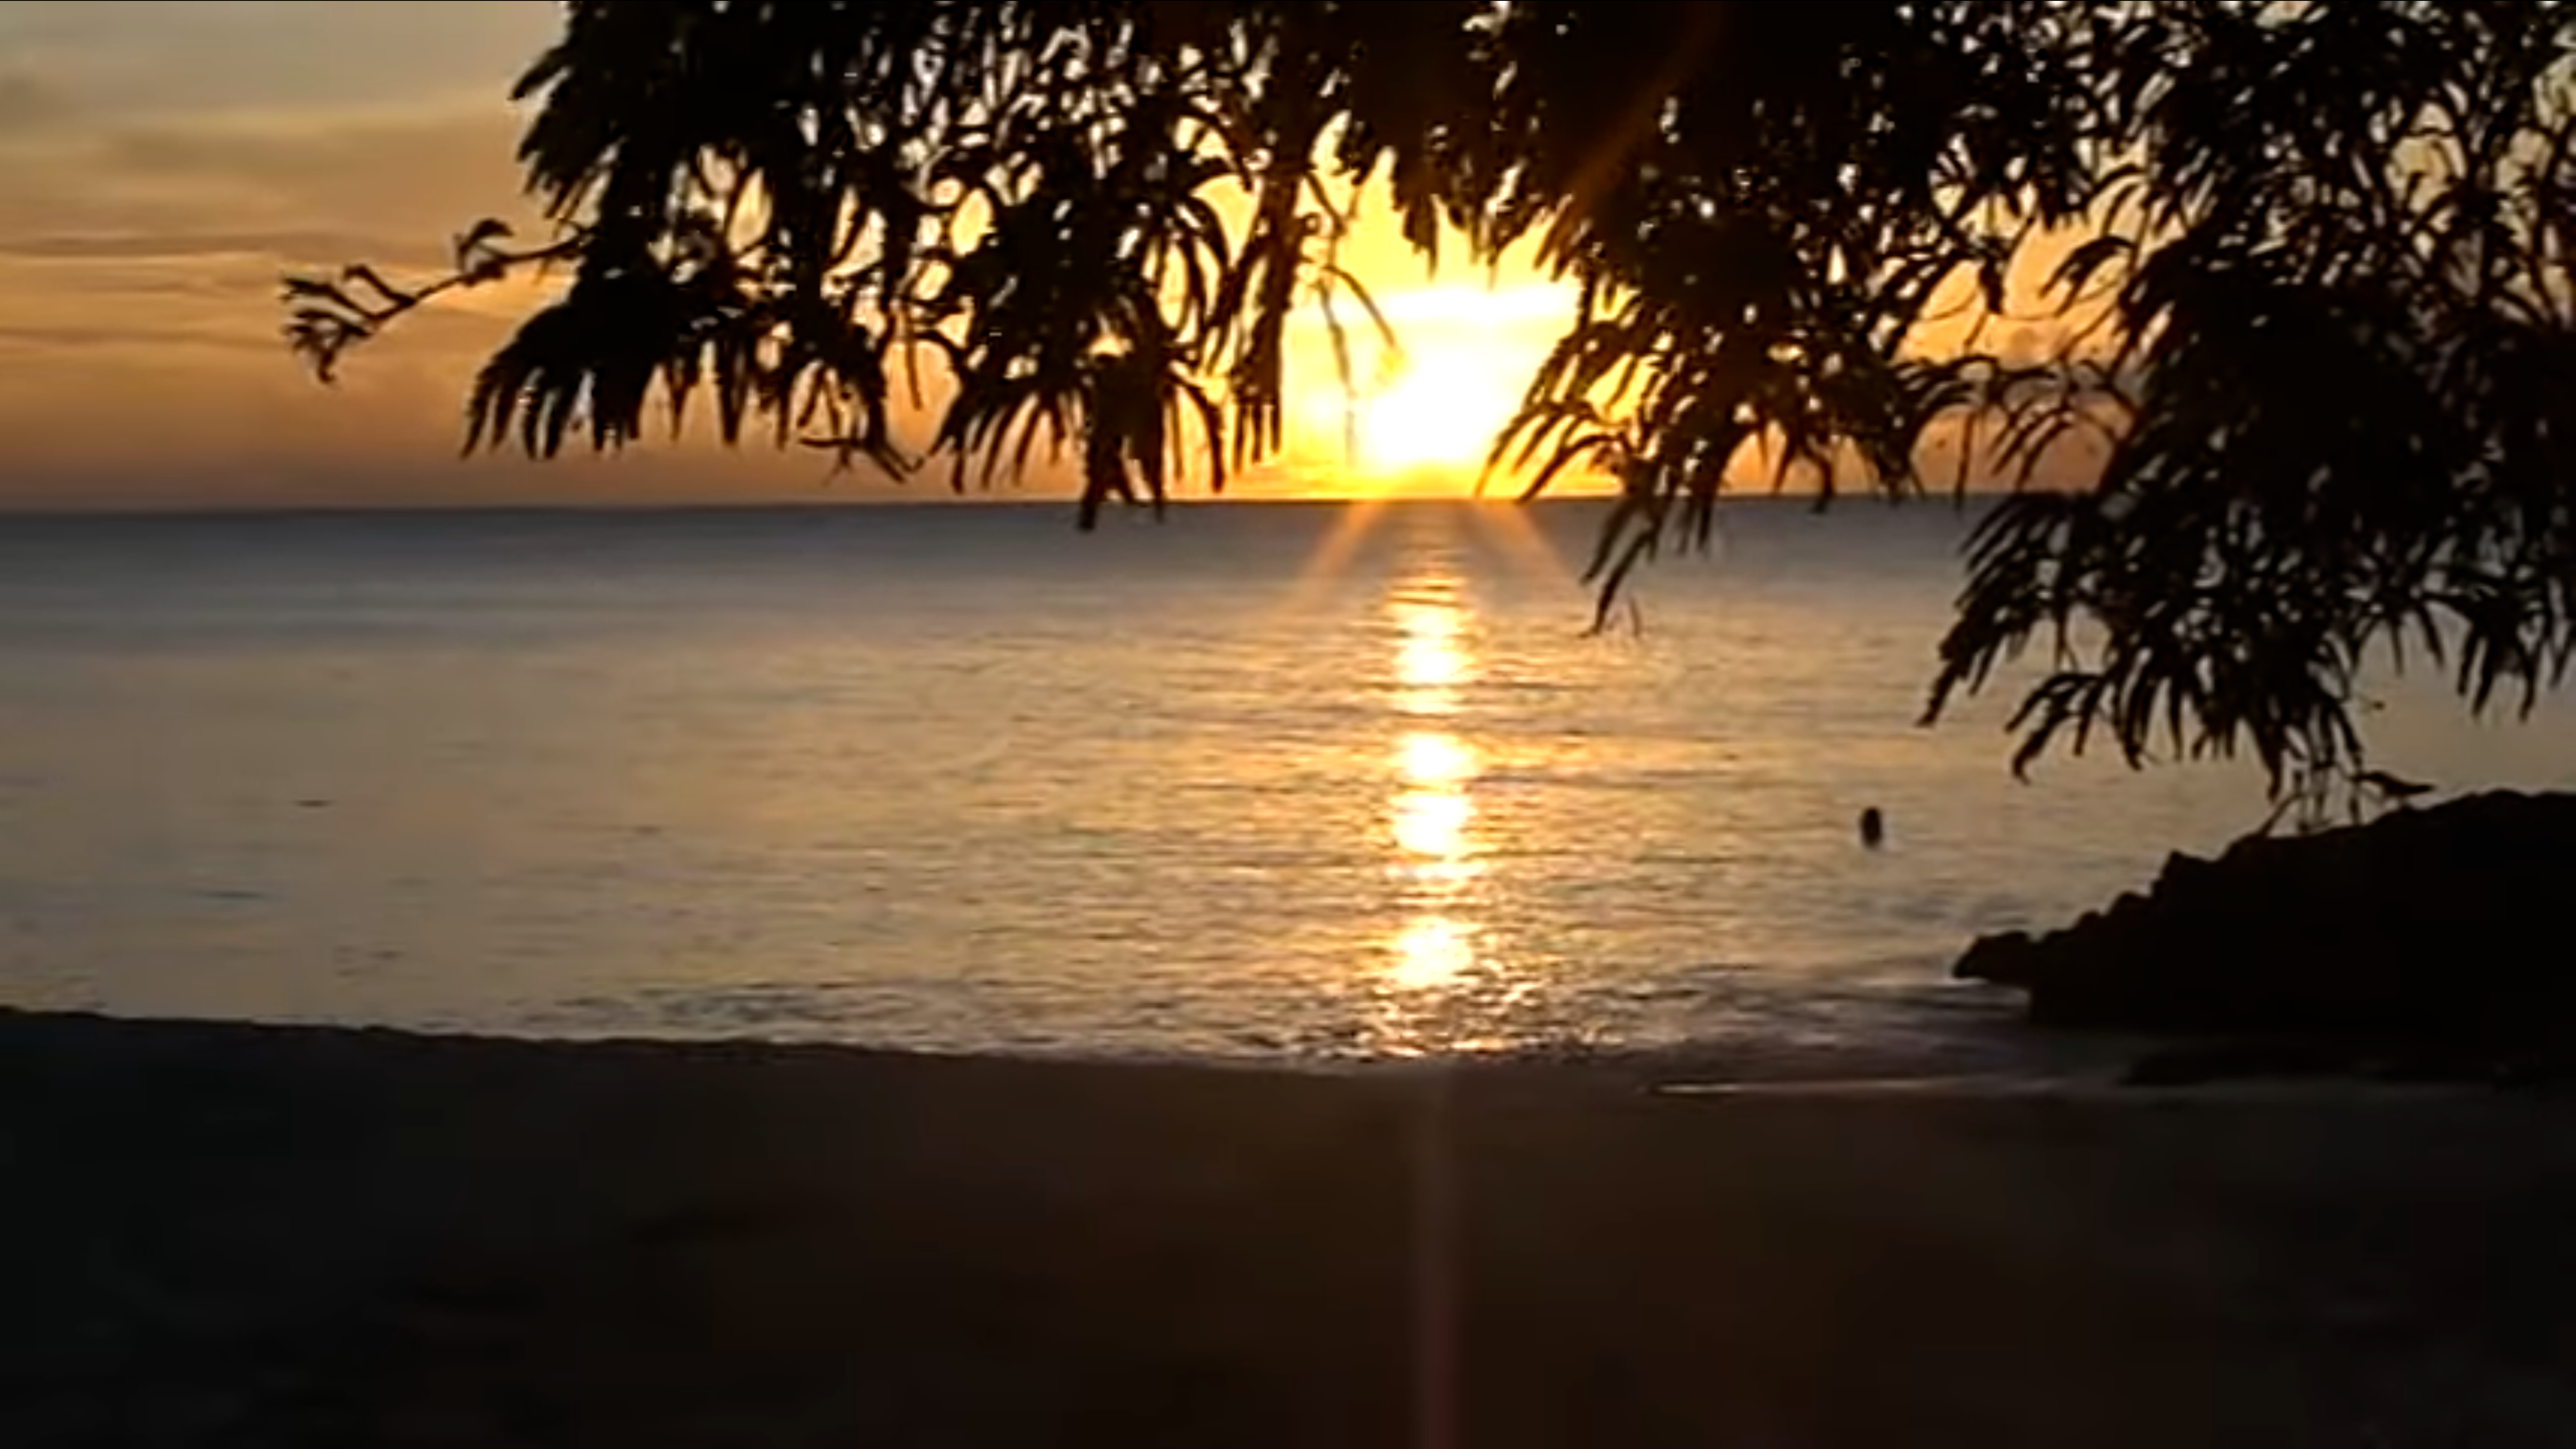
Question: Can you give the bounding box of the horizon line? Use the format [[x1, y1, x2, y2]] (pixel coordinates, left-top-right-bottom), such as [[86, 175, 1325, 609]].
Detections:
[[0, 489, 2020, 525]]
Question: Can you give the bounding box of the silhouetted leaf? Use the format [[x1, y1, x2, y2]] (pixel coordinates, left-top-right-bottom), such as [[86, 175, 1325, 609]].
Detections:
[[280, 2, 2576, 815]]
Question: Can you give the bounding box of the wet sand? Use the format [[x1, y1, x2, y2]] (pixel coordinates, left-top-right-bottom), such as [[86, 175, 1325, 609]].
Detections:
[[4, 1008, 2574, 1447]]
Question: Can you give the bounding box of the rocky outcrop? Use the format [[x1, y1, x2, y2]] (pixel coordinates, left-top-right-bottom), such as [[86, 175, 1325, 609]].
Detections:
[[1956, 791, 2576, 1052]]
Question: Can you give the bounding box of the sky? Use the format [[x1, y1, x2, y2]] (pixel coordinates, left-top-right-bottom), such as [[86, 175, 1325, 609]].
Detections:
[[0, 0, 1581, 512]]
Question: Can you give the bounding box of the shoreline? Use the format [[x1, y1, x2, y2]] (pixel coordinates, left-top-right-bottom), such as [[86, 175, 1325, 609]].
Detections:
[[7, 1007, 2573, 1446], [0, 991, 2156, 1091], [3, 1001, 2495, 1100]]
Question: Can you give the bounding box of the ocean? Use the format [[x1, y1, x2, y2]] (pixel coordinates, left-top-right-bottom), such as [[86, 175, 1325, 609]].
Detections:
[[3, 498, 2569, 1077]]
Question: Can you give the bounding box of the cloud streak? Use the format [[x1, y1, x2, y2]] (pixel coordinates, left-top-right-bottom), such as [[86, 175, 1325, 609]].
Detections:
[[0, 69, 69, 135], [0, 3, 580, 505], [0, 322, 279, 352], [0, 229, 437, 265]]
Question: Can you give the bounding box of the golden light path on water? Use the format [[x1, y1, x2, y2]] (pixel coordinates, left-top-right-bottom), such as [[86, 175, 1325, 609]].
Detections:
[[1383, 556, 1488, 1011], [1285, 495, 1576, 1057], [1376, 536, 1485, 1449]]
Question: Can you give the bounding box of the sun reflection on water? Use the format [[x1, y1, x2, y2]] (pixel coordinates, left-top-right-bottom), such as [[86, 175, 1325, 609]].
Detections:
[[1378, 554, 1488, 1033], [1390, 600, 1467, 718], [1390, 914, 1475, 993], [1396, 731, 1477, 786], [1391, 787, 1473, 864], [1395, 624, 1468, 690]]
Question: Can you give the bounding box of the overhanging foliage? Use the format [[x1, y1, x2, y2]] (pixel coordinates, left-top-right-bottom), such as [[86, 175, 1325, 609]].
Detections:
[[284, 1, 2576, 808]]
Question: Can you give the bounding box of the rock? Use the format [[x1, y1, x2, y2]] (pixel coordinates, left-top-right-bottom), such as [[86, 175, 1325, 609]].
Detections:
[[1953, 930, 2044, 987], [2153, 850, 2221, 901], [1954, 790, 2576, 1055], [2123, 1041, 2352, 1087]]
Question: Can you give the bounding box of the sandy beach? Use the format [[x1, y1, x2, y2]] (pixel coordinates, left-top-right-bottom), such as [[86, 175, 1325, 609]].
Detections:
[[5, 1009, 2574, 1447]]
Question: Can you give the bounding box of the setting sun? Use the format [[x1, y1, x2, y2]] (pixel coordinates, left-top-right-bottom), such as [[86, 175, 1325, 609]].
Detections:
[[1353, 353, 1525, 477], [1280, 280, 1577, 493]]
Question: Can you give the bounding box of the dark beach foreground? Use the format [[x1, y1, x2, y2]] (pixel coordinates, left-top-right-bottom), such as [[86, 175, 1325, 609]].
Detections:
[[5, 1010, 2574, 1447]]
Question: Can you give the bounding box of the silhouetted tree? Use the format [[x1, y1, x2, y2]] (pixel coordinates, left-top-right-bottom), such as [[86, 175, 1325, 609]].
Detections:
[[287, 2, 2576, 814]]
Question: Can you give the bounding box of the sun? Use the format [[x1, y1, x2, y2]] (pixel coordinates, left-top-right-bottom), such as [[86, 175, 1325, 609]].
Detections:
[[1353, 352, 1526, 478], [1277, 280, 1578, 490]]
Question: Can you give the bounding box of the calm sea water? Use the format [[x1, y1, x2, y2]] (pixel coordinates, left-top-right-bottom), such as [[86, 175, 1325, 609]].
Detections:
[[2, 499, 2570, 1076]]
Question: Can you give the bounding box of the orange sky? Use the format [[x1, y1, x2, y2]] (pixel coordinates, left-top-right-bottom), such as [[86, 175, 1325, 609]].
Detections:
[[0, 0, 1595, 511]]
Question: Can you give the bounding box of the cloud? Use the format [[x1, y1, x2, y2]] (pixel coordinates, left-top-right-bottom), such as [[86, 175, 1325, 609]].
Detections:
[[0, 229, 437, 265], [0, 92, 556, 501], [0, 69, 69, 135], [91, 108, 535, 238], [0, 322, 277, 353], [0, 105, 536, 276], [0, 2, 555, 123], [0, 5, 713, 507]]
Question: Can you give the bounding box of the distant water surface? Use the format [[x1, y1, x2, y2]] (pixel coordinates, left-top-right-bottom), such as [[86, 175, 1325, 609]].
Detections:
[[2, 500, 2568, 1076]]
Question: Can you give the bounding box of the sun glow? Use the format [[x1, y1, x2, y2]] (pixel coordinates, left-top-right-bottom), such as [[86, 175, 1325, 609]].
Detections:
[[1354, 356, 1525, 478], [1283, 280, 1580, 492]]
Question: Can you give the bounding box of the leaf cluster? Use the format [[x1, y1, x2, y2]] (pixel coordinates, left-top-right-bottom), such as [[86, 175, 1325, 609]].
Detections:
[[285, 2, 2576, 807]]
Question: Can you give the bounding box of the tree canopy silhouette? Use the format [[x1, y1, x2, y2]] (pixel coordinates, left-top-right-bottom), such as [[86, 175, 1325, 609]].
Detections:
[[286, 1, 2576, 813]]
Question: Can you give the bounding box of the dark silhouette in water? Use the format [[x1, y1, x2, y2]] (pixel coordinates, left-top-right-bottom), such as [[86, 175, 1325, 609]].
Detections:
[[1858, 807, 1885, 850]]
